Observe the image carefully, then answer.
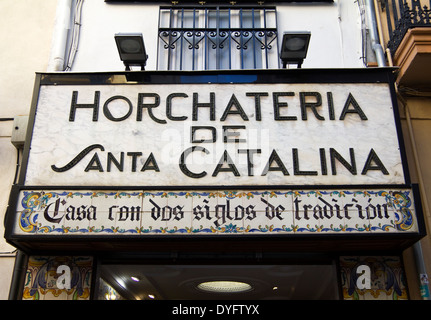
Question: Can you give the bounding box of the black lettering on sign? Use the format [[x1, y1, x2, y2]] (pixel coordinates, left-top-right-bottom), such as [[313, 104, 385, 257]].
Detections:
[[51, 144, 105, 172]]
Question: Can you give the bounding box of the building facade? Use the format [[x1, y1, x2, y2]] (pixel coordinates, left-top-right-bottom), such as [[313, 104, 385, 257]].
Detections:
[[1, 0, 430, 302]]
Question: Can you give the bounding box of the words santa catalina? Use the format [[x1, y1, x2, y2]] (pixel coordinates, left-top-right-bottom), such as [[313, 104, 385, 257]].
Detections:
[[50, 89, 391, 179]]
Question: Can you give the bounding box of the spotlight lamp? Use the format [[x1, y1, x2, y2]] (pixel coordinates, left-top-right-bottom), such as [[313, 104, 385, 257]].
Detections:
[[115, 33, 148, 71], [280, 31, 311, 69]]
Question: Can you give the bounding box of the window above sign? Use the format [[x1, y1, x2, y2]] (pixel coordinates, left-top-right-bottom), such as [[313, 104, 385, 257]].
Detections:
[[105, 1, 333, 3], [157, 6, 279, 70]]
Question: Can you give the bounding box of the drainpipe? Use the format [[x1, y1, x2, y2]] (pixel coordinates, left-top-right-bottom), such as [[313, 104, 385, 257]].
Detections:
[[47, 0, 73, 71], [364, 0, 386, 67], [364, 0, 431, 300]]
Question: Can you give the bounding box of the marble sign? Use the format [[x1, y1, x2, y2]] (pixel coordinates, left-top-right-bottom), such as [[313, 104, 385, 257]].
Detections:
[[23, 82, 405, 186]]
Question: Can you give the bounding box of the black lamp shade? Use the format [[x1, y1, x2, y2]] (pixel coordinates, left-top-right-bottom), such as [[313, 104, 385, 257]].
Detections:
[[115, 33, 148, 66], [280, 32, 311, 62]]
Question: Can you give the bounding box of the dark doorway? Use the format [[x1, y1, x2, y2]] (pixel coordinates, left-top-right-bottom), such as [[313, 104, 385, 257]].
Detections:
[[97, 263, 340, 300]]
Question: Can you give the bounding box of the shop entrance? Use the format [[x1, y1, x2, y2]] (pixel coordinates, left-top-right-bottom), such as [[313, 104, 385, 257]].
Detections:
[[97, 263, 340, 300]]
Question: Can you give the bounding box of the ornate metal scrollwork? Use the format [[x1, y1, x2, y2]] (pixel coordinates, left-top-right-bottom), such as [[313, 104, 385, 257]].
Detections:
[[160, 28, 277, 51], [386, 0, 431, 54], [158, 6, 278, 70]]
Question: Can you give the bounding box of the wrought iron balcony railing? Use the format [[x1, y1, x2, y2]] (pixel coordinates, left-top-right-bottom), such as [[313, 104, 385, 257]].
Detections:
[[157, 6, 279, 71], [384, 0, 431, 54]]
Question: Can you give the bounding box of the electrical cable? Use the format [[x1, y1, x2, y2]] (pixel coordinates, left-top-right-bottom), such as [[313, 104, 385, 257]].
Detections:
[[65, 0, 84, 71], [0, 249, 17, 256], [13, 147, 21, 185], [356, 0, 368, 67], [399, 86, 431, 97]]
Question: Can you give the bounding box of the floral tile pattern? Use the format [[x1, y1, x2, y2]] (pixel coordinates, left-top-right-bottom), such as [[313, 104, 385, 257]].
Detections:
[[14, 188, 418, 237], [340, 256, 408, 300], [22, 256, 93, 300]]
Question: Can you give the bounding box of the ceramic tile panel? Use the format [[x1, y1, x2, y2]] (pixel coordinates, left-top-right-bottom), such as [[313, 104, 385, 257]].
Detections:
[[108, 191, 144, 234], [293, 190, 345, 233], [138, 191, 167, 234], [340, 256, 408, 300], [191, 191, 220, 234], [22, 256, 93, 300], [12, 188, 420, 237]]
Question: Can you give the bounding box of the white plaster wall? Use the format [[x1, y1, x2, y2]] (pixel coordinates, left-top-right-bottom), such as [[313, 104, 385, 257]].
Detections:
[[277, 1, 363, 68], [0, 0, 57, 116], [0, 257, 15, 300], [71, 0, 364, 71], [72, 1, 160, 71]]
